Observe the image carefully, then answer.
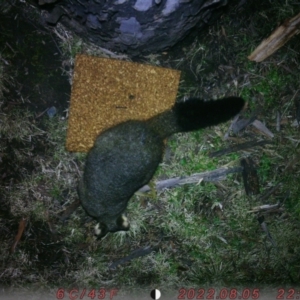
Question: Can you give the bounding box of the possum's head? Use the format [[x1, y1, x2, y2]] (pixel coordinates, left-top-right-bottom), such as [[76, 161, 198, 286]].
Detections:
[[94, 214, 130, 239]]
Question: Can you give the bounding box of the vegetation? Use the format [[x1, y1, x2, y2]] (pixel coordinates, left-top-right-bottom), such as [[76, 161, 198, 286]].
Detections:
[[0, 0, 300, 298]]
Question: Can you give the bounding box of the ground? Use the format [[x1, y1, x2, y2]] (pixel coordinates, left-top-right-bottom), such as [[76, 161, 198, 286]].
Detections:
[[0, 0, 300, 299]]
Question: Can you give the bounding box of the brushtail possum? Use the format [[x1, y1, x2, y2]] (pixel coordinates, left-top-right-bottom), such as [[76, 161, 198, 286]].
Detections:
[[78, 96, 245, 238]]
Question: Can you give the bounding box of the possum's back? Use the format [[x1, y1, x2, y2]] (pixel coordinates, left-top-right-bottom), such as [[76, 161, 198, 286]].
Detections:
[[79, 120, 164, 219]]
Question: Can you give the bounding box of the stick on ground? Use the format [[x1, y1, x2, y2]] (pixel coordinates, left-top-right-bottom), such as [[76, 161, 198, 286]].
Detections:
[[248, 12, 300, 62]]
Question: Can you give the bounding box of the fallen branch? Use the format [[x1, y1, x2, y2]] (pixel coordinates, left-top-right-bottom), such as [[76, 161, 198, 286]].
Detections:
[[248, 11, 300, 62], [138, 166, 243, 193]]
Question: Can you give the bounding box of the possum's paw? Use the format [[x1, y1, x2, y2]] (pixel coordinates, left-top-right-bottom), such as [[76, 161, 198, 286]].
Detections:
[[117, 214, 130, 231], [94, 214, 130, 239], [94, 223, 104, 237]]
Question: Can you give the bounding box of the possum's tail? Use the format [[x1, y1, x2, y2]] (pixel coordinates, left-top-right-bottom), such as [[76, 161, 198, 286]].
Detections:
[[147, 97, 245, 138]]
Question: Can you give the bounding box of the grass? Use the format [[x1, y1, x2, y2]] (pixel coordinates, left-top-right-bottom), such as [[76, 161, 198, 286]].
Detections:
[[1, 0, 300, 297]]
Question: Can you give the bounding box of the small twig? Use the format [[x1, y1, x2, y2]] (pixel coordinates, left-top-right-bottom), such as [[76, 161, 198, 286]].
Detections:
[[60, 199, 81, 221], [249, 203, 281, 213], [5, 42, 16, 55], [209, 140, 271, 158], [276, 111, 281, 132], [10, 217, 27, 254], [258, 152, 300, 201], [109, 246, 156, 270], [258, 183, 281, 202], [257, 216, 277, 247], [35, 107, 49, 119]]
